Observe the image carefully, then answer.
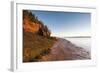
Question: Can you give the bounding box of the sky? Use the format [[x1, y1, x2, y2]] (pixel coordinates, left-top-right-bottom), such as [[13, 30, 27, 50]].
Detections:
[[31, 10, 91, 37]]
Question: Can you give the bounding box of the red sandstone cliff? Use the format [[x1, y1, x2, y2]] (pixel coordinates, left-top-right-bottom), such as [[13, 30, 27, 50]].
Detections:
[[23, 10, 51, 37]]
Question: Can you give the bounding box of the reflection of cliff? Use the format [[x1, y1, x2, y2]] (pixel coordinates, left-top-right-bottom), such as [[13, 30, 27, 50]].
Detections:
[[23, 10, 90, 62]]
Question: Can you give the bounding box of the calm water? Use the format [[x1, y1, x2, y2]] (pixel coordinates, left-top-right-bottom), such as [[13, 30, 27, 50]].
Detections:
[[64, 37, 91, 51]]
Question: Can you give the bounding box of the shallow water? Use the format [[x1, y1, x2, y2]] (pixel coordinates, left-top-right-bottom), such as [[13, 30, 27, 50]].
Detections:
[[64, 37, 91, 52]]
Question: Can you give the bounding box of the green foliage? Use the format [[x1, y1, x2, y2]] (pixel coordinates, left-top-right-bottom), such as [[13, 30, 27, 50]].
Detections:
[[23, 10, 35, 21], [38, 25, 51, 37], [23, 10, 44, 25]]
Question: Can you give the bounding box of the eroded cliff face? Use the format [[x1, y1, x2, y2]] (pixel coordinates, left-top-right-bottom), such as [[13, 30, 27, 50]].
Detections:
[[23, 10, 51, 37], [23, 18, 41, 33], [23, 10, 54, 62]]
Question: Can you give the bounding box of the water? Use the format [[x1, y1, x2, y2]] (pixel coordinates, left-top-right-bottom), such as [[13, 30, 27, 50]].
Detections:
[[64, 37, 91, 52]]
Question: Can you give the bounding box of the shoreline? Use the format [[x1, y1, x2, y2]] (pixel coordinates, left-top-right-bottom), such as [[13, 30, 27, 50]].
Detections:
[[39, 38, 90, 61]]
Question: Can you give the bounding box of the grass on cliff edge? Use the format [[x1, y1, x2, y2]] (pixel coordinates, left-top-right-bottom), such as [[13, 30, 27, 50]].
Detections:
[[23, 32, 57, 62]]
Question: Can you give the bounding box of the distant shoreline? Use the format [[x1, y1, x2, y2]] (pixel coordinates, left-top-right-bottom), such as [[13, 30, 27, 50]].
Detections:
[[62, 36, 91, 38], [51, 36, 91, 38]]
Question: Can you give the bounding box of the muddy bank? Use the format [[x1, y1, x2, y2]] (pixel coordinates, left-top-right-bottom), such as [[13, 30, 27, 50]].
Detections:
[[40, 38, 90, 61]]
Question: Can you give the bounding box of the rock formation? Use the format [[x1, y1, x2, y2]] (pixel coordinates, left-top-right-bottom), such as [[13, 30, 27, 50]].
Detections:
[[23, 10, 51, 38]]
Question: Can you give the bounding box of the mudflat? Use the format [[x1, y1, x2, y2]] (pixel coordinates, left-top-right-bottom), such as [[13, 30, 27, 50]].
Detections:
[[40, 38, 90, 61]]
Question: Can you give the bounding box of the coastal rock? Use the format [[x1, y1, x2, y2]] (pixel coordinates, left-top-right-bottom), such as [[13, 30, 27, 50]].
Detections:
[[23, 10, 51, 38]]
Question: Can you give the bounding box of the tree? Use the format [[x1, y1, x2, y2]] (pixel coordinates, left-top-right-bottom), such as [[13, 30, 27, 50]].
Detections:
[[38, 25, 51, 38], [23, 10, 36, 22]]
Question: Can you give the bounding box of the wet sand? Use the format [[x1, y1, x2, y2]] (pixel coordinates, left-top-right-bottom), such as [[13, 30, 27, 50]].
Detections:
[[40, 38, 90, 61]]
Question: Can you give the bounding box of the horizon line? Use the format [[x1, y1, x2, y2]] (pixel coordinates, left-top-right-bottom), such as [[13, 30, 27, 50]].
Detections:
[[51, 35, 91, 38], [62, 36, 91, 38]]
